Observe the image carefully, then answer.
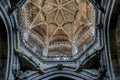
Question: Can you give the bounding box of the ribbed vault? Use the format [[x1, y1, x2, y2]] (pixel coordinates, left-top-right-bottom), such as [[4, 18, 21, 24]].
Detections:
[[20, 0, 95, 58]]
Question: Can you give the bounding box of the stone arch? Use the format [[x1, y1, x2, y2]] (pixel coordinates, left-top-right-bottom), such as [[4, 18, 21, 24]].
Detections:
[[34, 71, 88, 80], [0, 2, 14, 79], [43, 74, 80, 80], [106, 0, 120, 79]]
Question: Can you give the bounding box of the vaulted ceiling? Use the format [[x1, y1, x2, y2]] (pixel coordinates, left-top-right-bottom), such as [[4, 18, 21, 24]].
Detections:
[[20, 0, 95, 56]]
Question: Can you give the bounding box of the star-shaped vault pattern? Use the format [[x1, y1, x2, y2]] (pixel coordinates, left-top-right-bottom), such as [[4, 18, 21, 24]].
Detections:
[[20, 0, 95, 57]]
